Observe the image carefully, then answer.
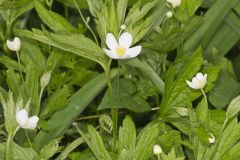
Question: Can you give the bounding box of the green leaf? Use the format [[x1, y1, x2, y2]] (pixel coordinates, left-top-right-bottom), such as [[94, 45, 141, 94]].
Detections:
[[40, 86, 71, 119], [226, 95, 240, 120], [209, 70, 240, 109], [118, 116, 136, 159], [33, 69, 119, 151], [77, 125, 112, 160], [183, 0, 239, 53], [17, 29, 108, 70], [124, 58, 165, 94], [40, 139, 60, 159], [159, 47, 203, 117], [34, 1, 77, 33], [132, 123, 160, 160], [56, 137, 84, 160], [98, 78, 151, 112]]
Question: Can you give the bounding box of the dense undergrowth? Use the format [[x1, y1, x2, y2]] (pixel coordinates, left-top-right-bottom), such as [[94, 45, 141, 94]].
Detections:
[[0, 0, 240, 159]]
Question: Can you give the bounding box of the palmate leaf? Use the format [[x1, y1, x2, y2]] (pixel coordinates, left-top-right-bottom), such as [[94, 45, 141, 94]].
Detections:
[[132, 123, 160, 160], [159, 47, 203, 118], [118, 116, 136, 160], [76, 125, 112, 160], [16, 29, 108, 70]]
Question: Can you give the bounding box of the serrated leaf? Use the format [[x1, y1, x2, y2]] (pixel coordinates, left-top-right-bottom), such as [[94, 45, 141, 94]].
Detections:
[[17, 29, 108, 70], [118, 116, 136, 159], [34, 1, 76, 33]]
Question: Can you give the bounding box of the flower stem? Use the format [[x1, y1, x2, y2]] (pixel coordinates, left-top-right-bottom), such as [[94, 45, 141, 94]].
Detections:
[[16, 51, 24, 83], [6, 134, 12, 160], [25, 130, 33, 158], [72, 0, 99, 45], [105, 60, 117, 151], [201, 88, 207, 104], [157, 154, 161, 160], [38, 88, 44, 114]]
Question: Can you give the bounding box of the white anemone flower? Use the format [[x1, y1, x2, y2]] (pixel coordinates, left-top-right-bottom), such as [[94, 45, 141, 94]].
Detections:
[[166, 0, 182, 8], [186, 73, 207, 90], [208, 133, 215, 144], [153, 145, 162, 155], [16, 109, 39, 130], [103, 32, 142, 59], [6, 37, 21, 52]]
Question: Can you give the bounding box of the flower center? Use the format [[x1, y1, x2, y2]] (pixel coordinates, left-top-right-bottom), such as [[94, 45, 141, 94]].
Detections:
[[116, 46, 126, 56]]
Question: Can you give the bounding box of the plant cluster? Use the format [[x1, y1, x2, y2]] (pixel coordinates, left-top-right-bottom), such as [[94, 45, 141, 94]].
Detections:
[[0, 0, 240, 159]]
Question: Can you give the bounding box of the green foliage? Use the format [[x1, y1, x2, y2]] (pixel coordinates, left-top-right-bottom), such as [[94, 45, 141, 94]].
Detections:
[[99, 78, 151, 112], [0, 0, 240, 159]]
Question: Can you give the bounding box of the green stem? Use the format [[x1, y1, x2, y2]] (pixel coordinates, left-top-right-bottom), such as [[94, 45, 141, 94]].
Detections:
[[6, 134, 12, 160], [201, 88, 207, 104], [16, 51, 24, 83], [25, 130, 33, 158], [105, 60, 117, 151], [38, 88, 44, 114], [157, 154, 161, 160], [6, 11, 12, 39], [72, 0, 99, 45], [25, 130, 33, 148]]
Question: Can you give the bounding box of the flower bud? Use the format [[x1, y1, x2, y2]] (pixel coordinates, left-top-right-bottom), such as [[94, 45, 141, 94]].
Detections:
[[40, 71, 52, 89], [120, 24, 126, 30], [166, 11, 173, 18], [6, 37, 21, 52], [153, 145, 162, 155]]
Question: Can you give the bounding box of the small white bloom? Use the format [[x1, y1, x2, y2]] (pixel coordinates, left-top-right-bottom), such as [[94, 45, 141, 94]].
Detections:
[[6, 37, 21, 52], [120, 24, 126, 30], [166, 11, 173, 18], [40, 71, 52, 89], [103, 32, 142, 59], [176, 107, 188, 116], [153, 145, 162, 155], [186, 73, 207, 90], [16, 109, 39, 130], [166, 0, 182, 8], [208, 133, 215, 144]]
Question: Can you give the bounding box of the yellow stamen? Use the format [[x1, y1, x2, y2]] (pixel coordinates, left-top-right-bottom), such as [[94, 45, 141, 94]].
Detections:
[[116, 46, 126, 56]]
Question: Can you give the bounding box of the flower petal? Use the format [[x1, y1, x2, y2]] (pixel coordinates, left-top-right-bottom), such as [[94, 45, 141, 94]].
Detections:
[[186, 80, 197, 89], [103, 48, 119, 59], [196, 73, 204, 81], [121, 46, 142, 59], [26, 116, 39, 130], [16, 109, 29, 127], [204, 73, 207, 80], [106, 33, 118, 51], [119, 32, 133, 49], [6, 37, 21, 52]]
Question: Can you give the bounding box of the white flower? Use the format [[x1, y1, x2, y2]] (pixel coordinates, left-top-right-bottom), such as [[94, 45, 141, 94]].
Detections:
[[153, 145, 162, 155], [16, 109, 39, 130], [6, 37, 21, 52], [120, 24, 126, 30], [208, 133, 215, 144], [176, 107, 188, 116], [166, 11, 173, 18], [186, 73, 207, 90], [166, 0, 182, 8], [103, 32, 142, 59]]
